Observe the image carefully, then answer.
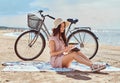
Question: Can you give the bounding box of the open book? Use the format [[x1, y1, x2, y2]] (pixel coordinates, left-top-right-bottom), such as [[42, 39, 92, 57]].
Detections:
[[63, 43, 80, 54], [68, 42, 80, 52], [70, 46, 80, 52], [63, 45, 80, 55]]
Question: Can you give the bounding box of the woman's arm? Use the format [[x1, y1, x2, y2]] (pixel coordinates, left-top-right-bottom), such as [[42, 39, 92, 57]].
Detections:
[[49, 40, 64, 56]]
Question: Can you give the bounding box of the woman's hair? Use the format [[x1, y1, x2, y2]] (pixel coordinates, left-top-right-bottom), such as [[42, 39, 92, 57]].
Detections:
[[52, 22, 67, 46]]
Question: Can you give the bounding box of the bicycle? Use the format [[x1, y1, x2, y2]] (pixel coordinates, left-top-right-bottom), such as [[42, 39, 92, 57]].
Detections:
[[14, 10, 99, 61]]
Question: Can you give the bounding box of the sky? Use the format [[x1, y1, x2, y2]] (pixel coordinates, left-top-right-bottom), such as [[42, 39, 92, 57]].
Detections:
[[0, 0, 120, 29]]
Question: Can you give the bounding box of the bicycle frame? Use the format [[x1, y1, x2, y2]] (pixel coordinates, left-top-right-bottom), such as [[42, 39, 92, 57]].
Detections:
[[40, 23, 51, 39], [14, 10, 99, 60], [33, 15, 51, 40], [37, 20, 74, 40], [32, 10, 98, 42], [37, 18, 93, 41]]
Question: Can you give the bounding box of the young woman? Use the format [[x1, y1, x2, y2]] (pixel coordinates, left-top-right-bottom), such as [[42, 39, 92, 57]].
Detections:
[[49, 18, 106, 72]]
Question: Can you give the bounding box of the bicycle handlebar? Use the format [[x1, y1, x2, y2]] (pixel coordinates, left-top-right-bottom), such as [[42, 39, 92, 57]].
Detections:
[[38, 10, 55, 20], [47, 15, 55, 20], [38, 10, 43, 14]]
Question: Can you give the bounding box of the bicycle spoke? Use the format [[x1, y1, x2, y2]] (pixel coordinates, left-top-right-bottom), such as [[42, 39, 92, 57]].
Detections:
[[72, 34, 81, 44], [67, 30, 98, 59], [15, 30, 45, 60], [78, 32, 83, 43]]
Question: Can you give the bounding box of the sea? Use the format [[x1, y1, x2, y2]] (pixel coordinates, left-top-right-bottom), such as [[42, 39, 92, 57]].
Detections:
[[93, 29, 120, 46], [3, 28, 120, 46]]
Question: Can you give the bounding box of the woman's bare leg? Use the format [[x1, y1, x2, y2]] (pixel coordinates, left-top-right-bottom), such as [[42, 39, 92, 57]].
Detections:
[[77, 51, 92, 63], [62, 52, 93, 67]]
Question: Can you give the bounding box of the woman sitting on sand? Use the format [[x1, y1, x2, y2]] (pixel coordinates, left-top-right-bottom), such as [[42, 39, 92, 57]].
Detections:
[[49, 18, 106, 72]]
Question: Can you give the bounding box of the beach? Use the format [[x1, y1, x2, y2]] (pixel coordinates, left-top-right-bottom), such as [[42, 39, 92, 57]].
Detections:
[[0, 29, 120, 83]]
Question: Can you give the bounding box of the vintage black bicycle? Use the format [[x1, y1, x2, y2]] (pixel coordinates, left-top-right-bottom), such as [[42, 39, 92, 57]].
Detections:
[[14, 10, 99, 61]]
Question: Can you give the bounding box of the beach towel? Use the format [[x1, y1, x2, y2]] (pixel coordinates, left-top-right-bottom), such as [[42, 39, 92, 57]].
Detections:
[[1, 61, 120, 72]]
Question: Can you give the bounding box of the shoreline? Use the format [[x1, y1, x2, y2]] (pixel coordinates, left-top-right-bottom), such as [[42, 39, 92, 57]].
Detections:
[[2, 29, 120, 46], [0, 29, 120, 83]]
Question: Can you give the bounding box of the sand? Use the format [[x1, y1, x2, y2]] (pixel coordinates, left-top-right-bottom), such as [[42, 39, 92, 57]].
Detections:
[[0, 29, 120, 83]]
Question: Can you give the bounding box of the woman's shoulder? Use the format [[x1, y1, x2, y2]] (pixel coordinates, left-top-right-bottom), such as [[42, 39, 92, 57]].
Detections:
[[49, 36, 57, 41]]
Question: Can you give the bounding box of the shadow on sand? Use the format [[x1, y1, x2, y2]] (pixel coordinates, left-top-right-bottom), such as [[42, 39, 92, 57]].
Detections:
[[57, 70, 109, 80]]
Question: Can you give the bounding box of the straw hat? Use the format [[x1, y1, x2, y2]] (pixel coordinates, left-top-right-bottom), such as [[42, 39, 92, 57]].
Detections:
[[54, 18, 70, 28]]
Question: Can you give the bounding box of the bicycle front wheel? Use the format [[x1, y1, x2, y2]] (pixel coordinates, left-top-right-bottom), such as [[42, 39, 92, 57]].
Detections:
[[67, 30, 99, 59], [14, 30, 46, 61]]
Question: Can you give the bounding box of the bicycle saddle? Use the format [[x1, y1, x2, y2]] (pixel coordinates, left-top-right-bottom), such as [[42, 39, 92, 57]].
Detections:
[[67, 18, 78, 24]]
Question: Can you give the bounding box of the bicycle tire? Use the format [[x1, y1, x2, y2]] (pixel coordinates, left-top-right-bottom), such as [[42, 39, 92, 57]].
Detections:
[[67, 29, 99, 59], [14, 30, 46, 61]]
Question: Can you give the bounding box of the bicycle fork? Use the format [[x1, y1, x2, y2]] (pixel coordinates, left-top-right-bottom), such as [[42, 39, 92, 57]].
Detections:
[[28, 32, 39, 47]]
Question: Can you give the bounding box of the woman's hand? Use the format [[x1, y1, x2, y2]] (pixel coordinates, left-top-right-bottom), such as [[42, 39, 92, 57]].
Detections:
[[64, 47, 70, 53]]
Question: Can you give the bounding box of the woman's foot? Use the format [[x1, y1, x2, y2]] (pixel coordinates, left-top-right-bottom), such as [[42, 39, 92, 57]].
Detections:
[[91, 64, 106, 72]]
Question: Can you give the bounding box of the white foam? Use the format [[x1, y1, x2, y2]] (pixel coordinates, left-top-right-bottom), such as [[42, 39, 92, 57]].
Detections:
[[3, 32, 21, 37]]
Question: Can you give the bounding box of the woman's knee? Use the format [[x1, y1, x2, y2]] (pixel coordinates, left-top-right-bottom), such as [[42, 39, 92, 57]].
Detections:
[[69, 51, 79, 56], [77, 51, 82, 55]]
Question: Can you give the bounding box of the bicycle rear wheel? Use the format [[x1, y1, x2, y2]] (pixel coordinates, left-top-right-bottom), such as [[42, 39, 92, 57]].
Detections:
[[67, 30, 98, 59], [14, 30, 46, 61]]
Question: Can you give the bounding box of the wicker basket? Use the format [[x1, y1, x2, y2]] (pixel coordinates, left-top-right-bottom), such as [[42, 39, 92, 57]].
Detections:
[[27, 14, 42, 30]]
